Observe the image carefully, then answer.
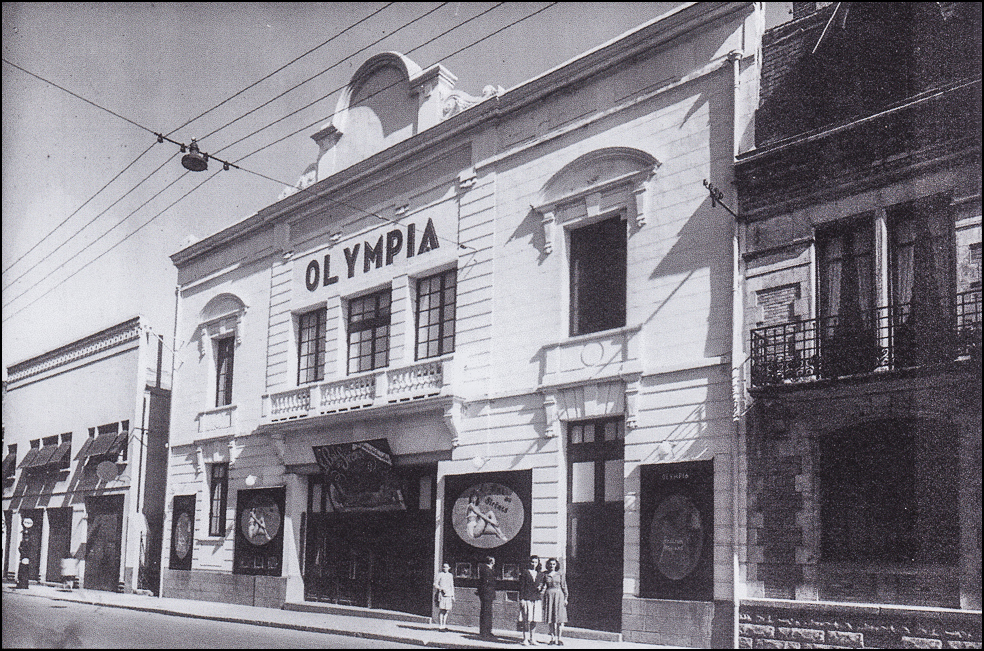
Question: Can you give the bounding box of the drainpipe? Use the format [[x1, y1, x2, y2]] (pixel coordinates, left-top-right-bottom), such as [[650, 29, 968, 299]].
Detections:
[[728, 48, 745, 651]]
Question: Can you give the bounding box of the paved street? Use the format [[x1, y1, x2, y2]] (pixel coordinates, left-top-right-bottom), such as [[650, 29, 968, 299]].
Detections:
[[1, 591, 427, 649]]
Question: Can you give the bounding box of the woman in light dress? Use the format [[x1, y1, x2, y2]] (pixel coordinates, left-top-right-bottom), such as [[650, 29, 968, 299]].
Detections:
[[433, 561, 456, 631], [540, 558, 568, 645]]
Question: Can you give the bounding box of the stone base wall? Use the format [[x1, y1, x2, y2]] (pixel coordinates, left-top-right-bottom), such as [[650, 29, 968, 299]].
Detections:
[[623, 598, 734, 648], [446, 589, 519, 633], [739, 600, 982, 649], [162, 569, 286, 609]]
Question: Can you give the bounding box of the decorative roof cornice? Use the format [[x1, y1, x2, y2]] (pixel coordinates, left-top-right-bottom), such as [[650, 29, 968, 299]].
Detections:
[[171, 2, 754, 269], [6, 317, 142, 384]]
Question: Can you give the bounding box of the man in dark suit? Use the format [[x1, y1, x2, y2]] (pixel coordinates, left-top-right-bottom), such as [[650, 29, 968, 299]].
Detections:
[[477, 555, 497, 639]]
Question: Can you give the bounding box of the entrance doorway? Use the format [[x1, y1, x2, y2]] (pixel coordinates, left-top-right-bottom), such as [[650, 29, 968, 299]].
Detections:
[[303, 465, 436, 615], [567, 418, 625, 632], [20, 509, 44, 582], [84, 494, 124, 591], [45, 508, 73, 583]]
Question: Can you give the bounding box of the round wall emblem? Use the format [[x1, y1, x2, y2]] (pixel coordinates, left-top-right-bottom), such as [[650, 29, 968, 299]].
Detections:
[[240, 498, 282, 546], [649, 494, 704, 581], [451, 482, 525, 549]]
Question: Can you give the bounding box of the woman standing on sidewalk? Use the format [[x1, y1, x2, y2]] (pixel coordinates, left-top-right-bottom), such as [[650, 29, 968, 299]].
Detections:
[[518, 555, 544, 645], [540, 558, 568, 645], [433, 561, 455, 631]]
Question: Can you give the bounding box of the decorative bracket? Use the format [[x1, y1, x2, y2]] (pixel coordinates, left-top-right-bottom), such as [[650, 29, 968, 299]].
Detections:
[[444, 398, 465, 448]]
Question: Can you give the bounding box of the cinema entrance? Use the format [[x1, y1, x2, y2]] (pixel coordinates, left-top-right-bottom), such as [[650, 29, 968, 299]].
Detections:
[[302, 454, 436, 616]]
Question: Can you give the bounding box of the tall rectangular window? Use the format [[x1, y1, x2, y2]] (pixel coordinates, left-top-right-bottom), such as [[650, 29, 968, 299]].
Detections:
[[209, 462, 229, 537], [348, 288, 391, 374], [416, 269, 456, 360], [297, 309, 327, 384], [215, 337, 235, 407], [570, 215, 627, 336]]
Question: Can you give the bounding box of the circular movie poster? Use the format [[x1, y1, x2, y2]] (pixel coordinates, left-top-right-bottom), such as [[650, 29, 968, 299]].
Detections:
[[174, 512, 192, 560], [649, 493, 704, 581], [451, 482, 525, 549], [239, 496, 282, 546]]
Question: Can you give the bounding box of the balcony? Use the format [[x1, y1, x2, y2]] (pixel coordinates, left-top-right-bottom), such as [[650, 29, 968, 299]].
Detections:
[[263, 356, 452, 423], [750, 289, 981, 387]]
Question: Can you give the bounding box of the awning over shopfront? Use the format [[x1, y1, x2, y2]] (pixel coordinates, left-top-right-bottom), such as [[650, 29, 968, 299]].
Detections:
[[75, 431, 127, 460], [17, 441, 73, 471]]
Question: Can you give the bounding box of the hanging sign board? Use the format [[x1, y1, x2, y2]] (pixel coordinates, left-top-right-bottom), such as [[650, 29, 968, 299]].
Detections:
[[313, 439, 406, 512]]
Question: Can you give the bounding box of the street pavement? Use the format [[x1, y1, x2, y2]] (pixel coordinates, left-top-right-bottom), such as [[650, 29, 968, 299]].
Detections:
[[1, 582, 678, 649]]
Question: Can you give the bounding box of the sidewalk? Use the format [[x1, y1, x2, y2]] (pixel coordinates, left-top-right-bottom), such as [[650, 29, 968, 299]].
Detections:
[[2, 582, 679, 649]]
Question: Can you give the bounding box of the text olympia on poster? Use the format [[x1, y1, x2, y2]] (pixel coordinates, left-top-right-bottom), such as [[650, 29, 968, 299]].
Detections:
[[451, 481, 525, 549]]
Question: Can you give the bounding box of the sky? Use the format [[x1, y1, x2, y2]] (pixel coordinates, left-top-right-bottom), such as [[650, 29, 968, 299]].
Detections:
[[2, 2, 794, 374]]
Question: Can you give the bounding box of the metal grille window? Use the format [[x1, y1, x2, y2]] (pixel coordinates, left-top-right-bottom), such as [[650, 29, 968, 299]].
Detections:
[[297, 308, 327, 384], [215, 337, 235, 407], [209, 462, 229, 537], [416, 269, 456, 360], [570, 215, 627, 336], [348, 288, 391, 374]]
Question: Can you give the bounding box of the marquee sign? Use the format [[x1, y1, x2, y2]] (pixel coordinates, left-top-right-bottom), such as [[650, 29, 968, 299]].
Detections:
[[313, 439, 406, 512], [296, 214, 449, 297]]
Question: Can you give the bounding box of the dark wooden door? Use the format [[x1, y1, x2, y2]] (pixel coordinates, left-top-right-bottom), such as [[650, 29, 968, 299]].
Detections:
[[45, 508, 73, 583], [84, 495, 124, 591], [567, 501, 623, 632], [21, 509, 44, 581]]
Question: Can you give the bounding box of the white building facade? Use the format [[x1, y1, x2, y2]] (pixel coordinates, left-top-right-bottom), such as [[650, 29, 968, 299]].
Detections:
[[3, 316, 171, 595], [162, 4, 763, 646]]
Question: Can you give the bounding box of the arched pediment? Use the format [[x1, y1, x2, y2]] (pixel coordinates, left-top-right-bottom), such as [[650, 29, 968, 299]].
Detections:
[[540, 147, 660, 207], [200, 293, 246, 324], [535, 148, 661, 253]]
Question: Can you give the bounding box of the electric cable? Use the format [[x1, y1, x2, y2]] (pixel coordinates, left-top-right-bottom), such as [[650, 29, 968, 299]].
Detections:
[[2, 3, 396, 281], [1, 143, 155, 278], [2, 150, 178, 293], [2, 2, 558, 317], [211, 2, 507, 157], [2, 171, 220, 324], [165, 2, 397, 140], [196, 2, 450, 145]]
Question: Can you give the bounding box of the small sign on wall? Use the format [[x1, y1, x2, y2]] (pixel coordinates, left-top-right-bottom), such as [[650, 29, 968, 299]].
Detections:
[[639, 459, 714, 601]]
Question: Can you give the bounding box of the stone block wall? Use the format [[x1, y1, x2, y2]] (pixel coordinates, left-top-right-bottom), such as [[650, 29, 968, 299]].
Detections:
[[739, 600, 982, 649], [162, 569, 286, 609]]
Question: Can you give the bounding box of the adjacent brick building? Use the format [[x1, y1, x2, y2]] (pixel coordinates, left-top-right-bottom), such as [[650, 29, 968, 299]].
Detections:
[[734, 3, 981, 648]]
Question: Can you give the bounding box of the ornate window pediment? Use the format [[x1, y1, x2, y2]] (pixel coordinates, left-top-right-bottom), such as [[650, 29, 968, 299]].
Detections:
[[534, 148, 660, 253]]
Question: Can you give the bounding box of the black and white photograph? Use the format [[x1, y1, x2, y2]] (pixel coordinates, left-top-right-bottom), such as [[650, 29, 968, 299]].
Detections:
[[2, 2, 981, 649]]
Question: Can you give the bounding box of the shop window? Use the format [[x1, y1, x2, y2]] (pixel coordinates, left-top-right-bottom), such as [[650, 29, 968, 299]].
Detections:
[[569, 215, 626, 336], [348, 288, 391, 374], [209, 462, 229, 537], [215, 336, 235, 407], [297, 308, 326, 384], [3, 444, 17, 486], [415, 269, 456, 360], [818, 419, 959, 607]]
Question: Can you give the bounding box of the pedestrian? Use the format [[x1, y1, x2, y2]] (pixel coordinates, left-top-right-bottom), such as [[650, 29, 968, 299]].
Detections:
[[433, 561, 455, 631], [518, 555, 544, 645], [540, 558, 568, 645], [477, 554, 497, 640]]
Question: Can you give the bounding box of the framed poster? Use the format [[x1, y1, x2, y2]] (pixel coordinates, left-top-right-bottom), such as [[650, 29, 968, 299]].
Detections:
[[169, 495, 195, 571], [442, 469, 531, 588], [639, 460, 714, 601], [233, 486, 285, 576]]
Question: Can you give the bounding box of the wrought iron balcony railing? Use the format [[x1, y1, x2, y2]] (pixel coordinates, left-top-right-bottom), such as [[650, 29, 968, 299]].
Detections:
[[750, 288, 981, 387]]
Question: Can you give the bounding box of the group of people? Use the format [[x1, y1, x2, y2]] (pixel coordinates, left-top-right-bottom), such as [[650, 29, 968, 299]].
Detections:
[[433, 554, 568, 645]]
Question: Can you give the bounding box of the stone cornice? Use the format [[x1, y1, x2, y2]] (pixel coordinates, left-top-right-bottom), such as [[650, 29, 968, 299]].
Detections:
[[6, 317, 142, 384]]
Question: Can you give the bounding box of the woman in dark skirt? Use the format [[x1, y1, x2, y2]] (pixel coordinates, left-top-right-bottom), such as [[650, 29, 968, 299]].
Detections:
[[539, 558, 568, 645]]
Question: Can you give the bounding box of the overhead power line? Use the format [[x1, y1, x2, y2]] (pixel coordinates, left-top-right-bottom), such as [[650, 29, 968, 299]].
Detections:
[[2, 3, 397, 281], [1, 143, 156, 278], [2, 2, 558, 319], [2, 150, 178, 293], [165, 2, 397, 139], [2, 172, 221, 325], [197, 2, 450, 145]]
